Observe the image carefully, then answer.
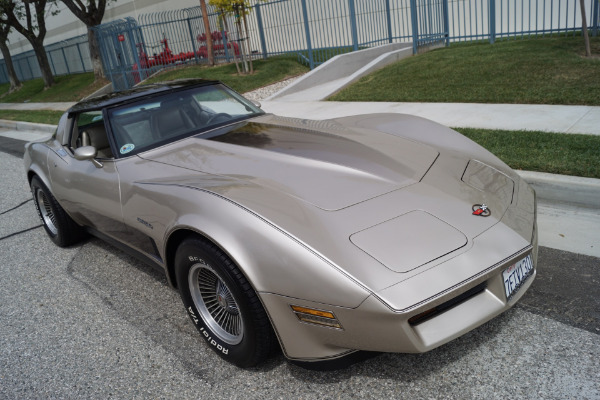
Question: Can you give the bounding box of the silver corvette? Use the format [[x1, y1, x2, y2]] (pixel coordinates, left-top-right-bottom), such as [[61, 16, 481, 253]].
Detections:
[[24, 80, 537, 368]]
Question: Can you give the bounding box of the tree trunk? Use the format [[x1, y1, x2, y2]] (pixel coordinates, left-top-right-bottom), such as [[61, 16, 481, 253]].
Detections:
[[199, 0, 214, 65], [236, 17, 248, 74], [87, 27, 105, 79], [30, 39, 55, 88], [0, 41, 22, 92], [221, 13, 241, 75], [242, 10, 253, 74], [579, 0, 592, 57]]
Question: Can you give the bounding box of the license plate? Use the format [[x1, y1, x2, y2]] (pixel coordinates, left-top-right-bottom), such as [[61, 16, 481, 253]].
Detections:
[[502, 254, 534, 300]]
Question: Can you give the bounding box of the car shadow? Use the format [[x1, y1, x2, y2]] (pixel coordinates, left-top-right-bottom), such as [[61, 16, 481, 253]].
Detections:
[[66, 236, 519, 382], [284, 310, 512, 382]]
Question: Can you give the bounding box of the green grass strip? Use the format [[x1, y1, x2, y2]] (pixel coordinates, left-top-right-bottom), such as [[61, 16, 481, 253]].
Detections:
[[0, 73, 109, 103], [330, 36, 600, 105], [456, 128, 600, 178], [143, 54, 309, 93]]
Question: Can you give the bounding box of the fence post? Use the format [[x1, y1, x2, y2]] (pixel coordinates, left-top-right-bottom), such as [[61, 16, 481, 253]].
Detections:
[[592, 0, 599, 37], [75, 42, 85, 72], [130, 19, 143, 89], [385, 0, 393, 43], [443, 0, 449, 46], [221, 23, 231, 63], [489, 0, 496, 43], [255, 3, 268, 59], [94, 26, 114, 88], [186, 17, 200, 64], [61, 47, 71, 74], [410, 0, 419, 54], [300, 0, 314, 69], [348, 0, 359, 51]]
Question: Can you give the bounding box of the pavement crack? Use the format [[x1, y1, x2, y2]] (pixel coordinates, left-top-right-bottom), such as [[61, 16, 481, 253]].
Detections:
[[0, 224, 43, 241], [0, 198, 33, 216]]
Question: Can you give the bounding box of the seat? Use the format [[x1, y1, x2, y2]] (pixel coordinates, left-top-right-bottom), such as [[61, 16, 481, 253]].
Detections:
[[151, 102, 195, 139], [82, 125, 113, 158]]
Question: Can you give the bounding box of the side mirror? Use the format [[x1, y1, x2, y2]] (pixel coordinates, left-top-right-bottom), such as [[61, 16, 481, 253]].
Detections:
[[74, 146, 103, 168], [252, 100, 262, 108]]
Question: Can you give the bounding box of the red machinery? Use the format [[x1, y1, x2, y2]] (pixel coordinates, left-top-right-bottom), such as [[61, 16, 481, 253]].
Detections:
[[132, 38, 196, 83], [132, 32, 240, 84], [197, 31, 240, 58]]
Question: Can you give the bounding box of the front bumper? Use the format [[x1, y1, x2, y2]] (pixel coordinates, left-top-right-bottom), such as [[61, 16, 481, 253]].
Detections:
[[261, 242, 536, 361]]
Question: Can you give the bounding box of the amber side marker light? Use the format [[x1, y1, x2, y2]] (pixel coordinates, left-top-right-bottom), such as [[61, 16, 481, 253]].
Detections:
[[290, 305, 343, 329]]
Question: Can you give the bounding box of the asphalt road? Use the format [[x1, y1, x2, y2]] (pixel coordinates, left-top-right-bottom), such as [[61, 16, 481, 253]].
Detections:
[[1, 143, 599, 399]]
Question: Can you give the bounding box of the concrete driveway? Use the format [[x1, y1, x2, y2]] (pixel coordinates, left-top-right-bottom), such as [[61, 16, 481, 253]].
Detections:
[[1, 143, 599, 399]]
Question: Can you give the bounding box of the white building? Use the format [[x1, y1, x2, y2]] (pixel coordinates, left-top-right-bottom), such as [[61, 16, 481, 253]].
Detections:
[[5, 0, 202, 55]]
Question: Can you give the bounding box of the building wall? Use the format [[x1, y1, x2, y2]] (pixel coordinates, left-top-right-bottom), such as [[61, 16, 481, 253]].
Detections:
[[4, 0, 201, 57]]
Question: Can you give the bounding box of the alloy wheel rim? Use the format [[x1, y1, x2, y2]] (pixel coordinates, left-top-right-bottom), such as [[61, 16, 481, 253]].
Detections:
[[189, 263, 243, 345], [36, 189, 58, 235]]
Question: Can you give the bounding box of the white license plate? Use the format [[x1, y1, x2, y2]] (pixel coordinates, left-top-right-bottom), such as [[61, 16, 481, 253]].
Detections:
[[502, 254, 534, 300]]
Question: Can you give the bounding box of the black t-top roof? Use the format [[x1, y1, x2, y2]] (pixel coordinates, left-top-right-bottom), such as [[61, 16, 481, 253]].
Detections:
[[68, 79, 220, 114]]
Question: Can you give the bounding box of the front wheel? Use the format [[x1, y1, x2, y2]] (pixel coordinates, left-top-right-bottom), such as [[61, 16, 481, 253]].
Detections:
[[175, 236, 275, 367], [30, 176, 85, 247]]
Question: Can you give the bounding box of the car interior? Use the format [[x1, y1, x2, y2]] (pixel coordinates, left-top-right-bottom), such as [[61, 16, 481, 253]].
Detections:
[[69, 85, 261, 159], [72, 112, 114, 159]]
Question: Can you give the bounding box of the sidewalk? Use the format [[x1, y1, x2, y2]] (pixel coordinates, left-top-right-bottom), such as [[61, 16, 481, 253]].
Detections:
[[1, 100, 599, 135], [260, 101, 600, 135], [0, 102, 76, 111]]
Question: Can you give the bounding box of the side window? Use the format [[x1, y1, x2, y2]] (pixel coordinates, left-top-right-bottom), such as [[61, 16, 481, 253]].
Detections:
[[70, 111, 114, 159]]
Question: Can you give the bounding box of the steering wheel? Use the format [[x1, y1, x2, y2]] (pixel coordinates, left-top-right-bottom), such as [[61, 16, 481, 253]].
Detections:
[[206, 113, 232, 125]]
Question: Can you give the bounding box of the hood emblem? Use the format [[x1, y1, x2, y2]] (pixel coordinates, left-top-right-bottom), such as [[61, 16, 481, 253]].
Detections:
[[472, 204, 491, 217]]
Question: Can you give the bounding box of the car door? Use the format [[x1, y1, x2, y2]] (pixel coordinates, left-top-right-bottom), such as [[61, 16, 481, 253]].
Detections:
[[48, 110, 125, 239]]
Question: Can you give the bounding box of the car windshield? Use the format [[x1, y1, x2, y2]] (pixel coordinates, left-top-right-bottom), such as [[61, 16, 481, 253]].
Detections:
[[107, 83, 263, 156]]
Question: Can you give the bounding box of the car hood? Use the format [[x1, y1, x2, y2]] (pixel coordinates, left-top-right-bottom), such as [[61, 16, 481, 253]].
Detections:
[[132, 114, 532, 306], [139, 115, 439, 211]]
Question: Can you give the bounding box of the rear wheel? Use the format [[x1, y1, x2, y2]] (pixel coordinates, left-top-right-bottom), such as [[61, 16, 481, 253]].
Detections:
[[30, 176, 84, 247], [175, 236, 275, 367]]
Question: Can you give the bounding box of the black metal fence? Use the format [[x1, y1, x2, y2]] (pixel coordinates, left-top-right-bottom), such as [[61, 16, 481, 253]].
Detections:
[[0, 34, 91, 84], [1, 0, 599, 88]]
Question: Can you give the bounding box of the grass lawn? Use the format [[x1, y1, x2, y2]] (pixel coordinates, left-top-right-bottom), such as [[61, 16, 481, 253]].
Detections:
[[330, 36, 600, 105], [143, 54, 308, 93], [0, 73, 109, 103], [456, 128, 600, 178], [0, 109, 65, 125]]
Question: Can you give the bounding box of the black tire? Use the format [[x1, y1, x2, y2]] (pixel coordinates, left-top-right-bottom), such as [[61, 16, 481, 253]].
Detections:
[[30, 176, 85, 247], [175, 236, 275, 367]]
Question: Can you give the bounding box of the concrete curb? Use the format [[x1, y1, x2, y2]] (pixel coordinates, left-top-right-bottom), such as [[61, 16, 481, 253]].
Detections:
[[516, 170, 600, 209], [0, 119, 56, 134]]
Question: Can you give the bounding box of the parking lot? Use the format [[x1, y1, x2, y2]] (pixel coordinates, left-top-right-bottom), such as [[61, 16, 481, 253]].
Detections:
[[1, 141, 599, 399]]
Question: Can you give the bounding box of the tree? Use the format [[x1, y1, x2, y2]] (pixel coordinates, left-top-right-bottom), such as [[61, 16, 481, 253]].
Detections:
[[579, 0, 592, 57], [199, 0, 214, 66], [0, 0, 57, 88], [209, 0, 264, 75], [0, 23, 22, 92], [60, 0, 111, 80]]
